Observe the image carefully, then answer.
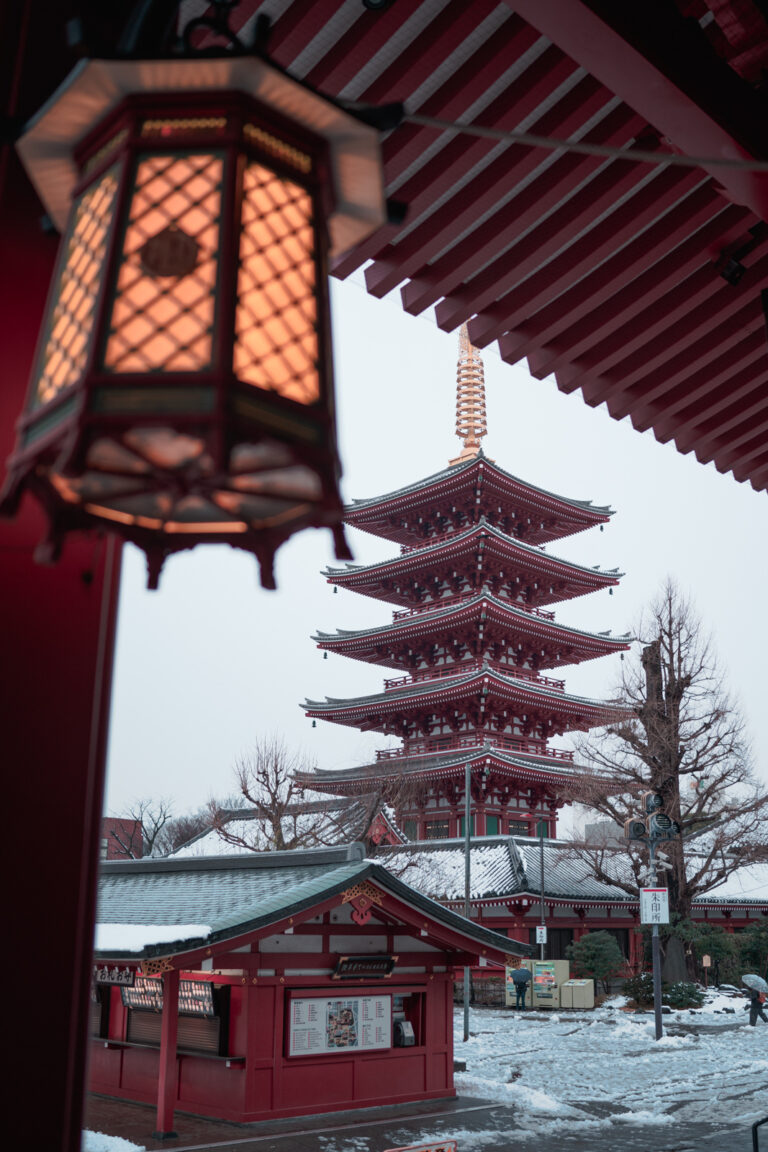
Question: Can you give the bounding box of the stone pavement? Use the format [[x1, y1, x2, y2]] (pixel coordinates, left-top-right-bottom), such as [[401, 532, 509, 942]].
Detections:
[[85, 1091, 762, 1152]]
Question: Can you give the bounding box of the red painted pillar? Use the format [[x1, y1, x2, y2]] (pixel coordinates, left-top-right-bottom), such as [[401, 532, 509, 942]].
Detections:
[[1, 12, 123, 1150], [154, 969, 180, 1138]]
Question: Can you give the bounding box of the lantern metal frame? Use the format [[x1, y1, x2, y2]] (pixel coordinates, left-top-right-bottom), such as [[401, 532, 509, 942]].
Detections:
[[2, 56, 387, 587]]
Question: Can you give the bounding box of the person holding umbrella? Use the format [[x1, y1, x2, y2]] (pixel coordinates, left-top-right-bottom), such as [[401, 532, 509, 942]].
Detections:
[[742, 974, 768, 1025], [510, 960, 532, 1011]]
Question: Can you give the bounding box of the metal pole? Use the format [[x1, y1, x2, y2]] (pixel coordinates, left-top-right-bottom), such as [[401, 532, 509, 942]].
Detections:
[[650, 838, 663, 1041], [463, 761, 471, 1043], [539, 820, 546, 961]]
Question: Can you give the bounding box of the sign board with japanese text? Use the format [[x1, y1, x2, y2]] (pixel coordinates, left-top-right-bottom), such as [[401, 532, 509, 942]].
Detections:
[[536, 926, 547, 944], [288, 994, 391, 1057], [640, 887, 670, 924]]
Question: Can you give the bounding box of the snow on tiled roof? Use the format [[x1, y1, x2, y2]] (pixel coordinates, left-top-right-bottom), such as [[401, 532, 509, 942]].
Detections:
[[385, 839, 523, 900], [171, 797, 375, 858], [691, 860, 768, 903]]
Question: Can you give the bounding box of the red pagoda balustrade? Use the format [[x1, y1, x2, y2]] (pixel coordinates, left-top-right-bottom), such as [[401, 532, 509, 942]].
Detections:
[[375, 731, 575, 763], [383, 662, 565, 692], [391, 598, 555, 622]]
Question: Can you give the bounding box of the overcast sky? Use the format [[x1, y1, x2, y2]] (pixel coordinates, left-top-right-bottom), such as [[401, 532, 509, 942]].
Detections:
[[104, 274, 768, 821]]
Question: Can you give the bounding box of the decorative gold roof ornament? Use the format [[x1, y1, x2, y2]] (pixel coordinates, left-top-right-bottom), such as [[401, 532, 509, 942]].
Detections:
[[450, 323, 491, 465]]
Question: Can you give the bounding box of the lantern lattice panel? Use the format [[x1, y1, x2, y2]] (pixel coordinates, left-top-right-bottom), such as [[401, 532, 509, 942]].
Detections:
[[234, 162, 318, 405], [34, 168, 119, 406], [103, 153, 222, 373]]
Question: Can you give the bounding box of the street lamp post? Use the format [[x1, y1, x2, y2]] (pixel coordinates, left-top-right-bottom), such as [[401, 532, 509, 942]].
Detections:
[[625, 793, 680, 1041], [463, 760, 471, 1042]]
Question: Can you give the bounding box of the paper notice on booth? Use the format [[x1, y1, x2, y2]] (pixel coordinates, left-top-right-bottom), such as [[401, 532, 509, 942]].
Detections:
[[289, 994, 391, 1056]]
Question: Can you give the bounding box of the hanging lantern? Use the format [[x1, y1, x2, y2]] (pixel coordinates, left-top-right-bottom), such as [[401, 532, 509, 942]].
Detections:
[[0, 52, 386, 587]]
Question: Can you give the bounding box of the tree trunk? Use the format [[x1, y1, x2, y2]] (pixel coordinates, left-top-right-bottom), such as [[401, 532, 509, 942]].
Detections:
[[661, 936, 687, 983]]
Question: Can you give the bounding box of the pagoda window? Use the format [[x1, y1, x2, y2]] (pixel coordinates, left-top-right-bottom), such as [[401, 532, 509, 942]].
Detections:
[[423, 819, 449, 839], [486, 815, 500, 835], [403, 819, 418, 840], [459, 814, 475, 837]]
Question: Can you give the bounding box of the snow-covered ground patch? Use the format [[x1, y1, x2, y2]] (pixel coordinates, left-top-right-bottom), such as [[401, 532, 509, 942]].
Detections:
[[454, 990, 767, 1137], [82, 988, 766, 1150], [82, 1132, 144, 1152]]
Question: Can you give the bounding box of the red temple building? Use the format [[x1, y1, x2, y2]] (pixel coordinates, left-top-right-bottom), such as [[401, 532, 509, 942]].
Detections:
[[303, 327, 629, 843]]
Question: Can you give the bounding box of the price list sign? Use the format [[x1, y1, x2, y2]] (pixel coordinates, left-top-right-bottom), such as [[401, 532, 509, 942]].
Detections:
[[288, 995, 391, 1057]]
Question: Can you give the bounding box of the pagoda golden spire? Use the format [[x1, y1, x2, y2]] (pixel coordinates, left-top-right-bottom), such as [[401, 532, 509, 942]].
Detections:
[[450, 322, 489, 465]]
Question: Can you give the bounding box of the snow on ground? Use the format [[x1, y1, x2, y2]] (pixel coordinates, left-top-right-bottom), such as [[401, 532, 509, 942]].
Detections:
[[82, 988, 768, 1151], [82, 1133, 144, 1152], [452, 989, 768, 1139]]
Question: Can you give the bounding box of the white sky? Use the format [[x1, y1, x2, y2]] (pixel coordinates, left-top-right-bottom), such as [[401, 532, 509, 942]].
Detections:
[[104, 274, 768, 819]]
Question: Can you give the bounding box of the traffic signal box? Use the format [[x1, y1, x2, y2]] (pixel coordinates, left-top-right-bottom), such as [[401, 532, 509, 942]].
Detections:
[[624, 793, 681, 841]]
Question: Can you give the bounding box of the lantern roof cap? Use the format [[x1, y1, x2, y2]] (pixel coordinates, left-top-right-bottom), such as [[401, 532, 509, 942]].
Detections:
[[17, 56, 386, 257]]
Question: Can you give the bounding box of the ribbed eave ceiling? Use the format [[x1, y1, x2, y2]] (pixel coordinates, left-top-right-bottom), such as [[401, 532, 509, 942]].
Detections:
[[236, 0, 768, 492]]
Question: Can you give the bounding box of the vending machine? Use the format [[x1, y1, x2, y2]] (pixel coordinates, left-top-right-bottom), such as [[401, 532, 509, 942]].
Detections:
[[530, 960, 570, 1008]]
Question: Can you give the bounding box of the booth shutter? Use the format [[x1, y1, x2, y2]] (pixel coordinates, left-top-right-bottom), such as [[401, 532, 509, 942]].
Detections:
[[127, 1011, 221, 1054]]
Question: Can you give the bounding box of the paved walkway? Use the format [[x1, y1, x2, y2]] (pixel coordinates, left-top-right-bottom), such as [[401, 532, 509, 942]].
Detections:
[[85, 1091, 760, 1152]]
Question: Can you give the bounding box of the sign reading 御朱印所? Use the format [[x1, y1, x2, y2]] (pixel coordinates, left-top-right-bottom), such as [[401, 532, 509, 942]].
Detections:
[[640, 887, 670, 925], [288, 994, 392, 1057]]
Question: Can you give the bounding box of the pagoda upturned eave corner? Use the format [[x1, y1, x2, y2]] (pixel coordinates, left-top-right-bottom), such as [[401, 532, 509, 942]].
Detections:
[[303, 325, 626, 844]]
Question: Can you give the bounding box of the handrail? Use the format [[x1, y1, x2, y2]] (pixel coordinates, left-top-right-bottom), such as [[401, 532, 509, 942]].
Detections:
[[391, 597, 555, 622], [383, 662, 565, 692], [753, 1115, 768, 1152], [375, 731, 574, 763]]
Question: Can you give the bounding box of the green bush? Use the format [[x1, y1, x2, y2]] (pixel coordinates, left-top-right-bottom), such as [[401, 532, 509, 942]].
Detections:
[[566, 930, 624, 993], [623, 972, 654, 1007], [662, 981, 705, 1009]]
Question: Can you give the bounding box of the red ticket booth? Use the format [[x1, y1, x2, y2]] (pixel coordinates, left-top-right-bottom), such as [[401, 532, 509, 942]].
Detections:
[[90, 843, 531, 1137]]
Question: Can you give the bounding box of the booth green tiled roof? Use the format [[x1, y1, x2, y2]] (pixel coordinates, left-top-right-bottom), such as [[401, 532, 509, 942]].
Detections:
[[95, 843, 534, 960]]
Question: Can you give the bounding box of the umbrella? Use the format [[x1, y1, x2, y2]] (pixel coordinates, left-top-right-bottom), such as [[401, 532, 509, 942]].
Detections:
[[742, 974, 768, 993], [511, 967, 532, 984]]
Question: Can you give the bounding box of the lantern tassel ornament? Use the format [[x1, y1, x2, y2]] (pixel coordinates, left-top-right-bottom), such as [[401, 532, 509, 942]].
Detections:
[[0, 3, 386, 588]]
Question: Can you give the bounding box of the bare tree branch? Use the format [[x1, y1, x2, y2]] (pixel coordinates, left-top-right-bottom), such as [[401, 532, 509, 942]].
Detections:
[[563, 580, 768, 940]]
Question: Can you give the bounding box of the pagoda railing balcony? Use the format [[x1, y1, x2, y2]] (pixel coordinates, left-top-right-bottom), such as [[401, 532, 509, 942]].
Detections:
[[383, 661, 565, 692], [391, 597, 555, 622], [375, 731, 574, 763]]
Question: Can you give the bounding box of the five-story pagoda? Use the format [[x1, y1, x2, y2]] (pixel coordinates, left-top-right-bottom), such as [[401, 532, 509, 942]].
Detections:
[[302, 328, 628, 840]]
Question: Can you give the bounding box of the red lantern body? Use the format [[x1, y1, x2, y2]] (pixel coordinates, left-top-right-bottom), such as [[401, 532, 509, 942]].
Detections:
[[2, 59, 385, 586]]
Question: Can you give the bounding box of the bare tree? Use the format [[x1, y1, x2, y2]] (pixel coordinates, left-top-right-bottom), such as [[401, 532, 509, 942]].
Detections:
[[564, 580, 768, 980], [107, 797, 175, 858], [207, 736, 400, 853]]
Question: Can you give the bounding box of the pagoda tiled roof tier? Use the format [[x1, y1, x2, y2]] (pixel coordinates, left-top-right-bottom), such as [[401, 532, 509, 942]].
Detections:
[[343, 455, 612, 548], [303, 665, 620, 738], [324, 520, 621, 609], [314, 589, 629, 672], [295, 746, 584, 796]]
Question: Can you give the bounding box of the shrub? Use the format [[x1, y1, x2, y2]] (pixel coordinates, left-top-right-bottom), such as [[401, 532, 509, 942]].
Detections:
[[663, 981, 705, 1009], [566, 930, 624, 993], [623, 972, 654, 1007]]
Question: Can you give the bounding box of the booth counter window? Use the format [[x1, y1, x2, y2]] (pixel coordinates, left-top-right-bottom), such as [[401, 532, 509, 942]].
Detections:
[[120, 976, 230, 1056]]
